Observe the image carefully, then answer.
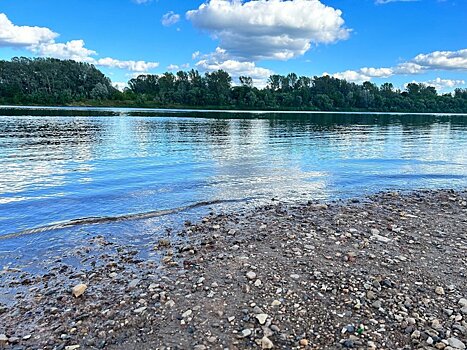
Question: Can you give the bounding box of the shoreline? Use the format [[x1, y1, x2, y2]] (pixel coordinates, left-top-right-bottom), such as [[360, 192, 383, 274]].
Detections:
[[2, 104, 467, 117], [0, 190, 466, 349]]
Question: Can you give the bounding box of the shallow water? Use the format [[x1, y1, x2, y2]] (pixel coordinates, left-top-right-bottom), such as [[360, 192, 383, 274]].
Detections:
[[1, 107, 467, 265]]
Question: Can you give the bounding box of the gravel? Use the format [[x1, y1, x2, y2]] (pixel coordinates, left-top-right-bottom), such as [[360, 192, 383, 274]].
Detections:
[[0, 189, 466, 349]]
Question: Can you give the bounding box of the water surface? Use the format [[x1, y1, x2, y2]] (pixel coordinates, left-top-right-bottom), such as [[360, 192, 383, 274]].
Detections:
[[1, 107, 466, 265]]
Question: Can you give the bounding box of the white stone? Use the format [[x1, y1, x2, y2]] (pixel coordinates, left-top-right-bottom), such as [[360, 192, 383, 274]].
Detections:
[[447, 337, 465, 349], [182, 309, 192, 318], [260, 336, 274, 349], [256, 313, 268, 325], [72, 284, 87, 298], [246, 271, 257, 280]]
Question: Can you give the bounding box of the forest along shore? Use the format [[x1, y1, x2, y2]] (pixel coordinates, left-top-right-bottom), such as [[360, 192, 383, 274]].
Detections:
[[0, 190, 466, 350]]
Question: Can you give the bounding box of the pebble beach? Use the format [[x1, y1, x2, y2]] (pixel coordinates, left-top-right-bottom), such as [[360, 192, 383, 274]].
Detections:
[[0, 190, 466, 350]]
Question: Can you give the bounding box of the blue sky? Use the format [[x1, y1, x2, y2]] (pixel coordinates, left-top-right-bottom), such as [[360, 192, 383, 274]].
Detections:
[[1, 0, 466, 92]]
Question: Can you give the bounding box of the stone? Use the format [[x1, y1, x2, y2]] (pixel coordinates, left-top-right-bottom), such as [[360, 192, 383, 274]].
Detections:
[[271, 300, 281, 306], [157, 238, 171, 248], [260, 336, 274, 349], [300, 339, 309, 346], [371, 234, 391, 243], [0, 334, 8, 344], [194, 346, 206, 350], [372, 300, 382, 309], [459, 298, 467, 307], [291, 274, 300, 279], [182, 309, 193, 318], [241, 329, 252, 338], [207, 336, 216, 343], [128, 279, 140, 289], [411, 330, 421, 339], [246, 271, 257, 280], [447, 337, 465, 349], [72, 284, 87, 298], [435, 287, 445, 295], [133, 306, 147, 314], [65, 346, 80, 350], [256, 313, 269, 325]]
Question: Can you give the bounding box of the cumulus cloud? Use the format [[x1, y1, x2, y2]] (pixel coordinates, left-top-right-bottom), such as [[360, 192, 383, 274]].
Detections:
[[167, 64, 179, 71], [186, 0, 350, 61], [0, 13, 57, 47], [0, 13, 159, 73], [393, 62, 424, 74], [413, 49, 467, 70], [31, 40, 96, 61], [324, 70, 373, 84], [326, 48, 466, 83], [404, 78, 466, 92], [161, 11, 180, 27], [95, 58, 159, 72], [195, 48, 274, 87]]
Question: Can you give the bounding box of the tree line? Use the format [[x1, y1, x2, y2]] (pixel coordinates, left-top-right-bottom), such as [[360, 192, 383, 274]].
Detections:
[[1, 57, 466, 113]]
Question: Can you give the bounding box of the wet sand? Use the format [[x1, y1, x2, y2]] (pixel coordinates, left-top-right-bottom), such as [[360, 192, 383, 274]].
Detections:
[[0, 190, 466, 350]]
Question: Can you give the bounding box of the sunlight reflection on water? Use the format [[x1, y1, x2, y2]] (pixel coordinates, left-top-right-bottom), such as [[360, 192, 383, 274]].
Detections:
[[0, 108, 466, 262]]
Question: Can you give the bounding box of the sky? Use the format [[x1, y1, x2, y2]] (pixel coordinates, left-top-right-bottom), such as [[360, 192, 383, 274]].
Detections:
[[0, 0, 466, 92]]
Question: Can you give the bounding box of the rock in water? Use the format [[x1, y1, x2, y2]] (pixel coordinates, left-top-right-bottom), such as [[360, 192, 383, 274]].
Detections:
[[72, 284, 87, 298]]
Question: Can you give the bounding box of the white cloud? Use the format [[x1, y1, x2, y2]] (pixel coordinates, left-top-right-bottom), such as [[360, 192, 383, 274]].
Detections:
[[326, 48, 467, 83], [167, 64, 179, 71], [360, 67, 393, 78], [0, 13, 57, 46], [95, 57, 159, 72], [195, 48, 274, 87], [192, 51, 201, 60], [31, 40, 96, 61], [162, 11, 180, 27], [413, 49, 467, 70], [0, 13, 159, 73], [133, 0, 152, 4], [324, 70, 372, 83], [393, 62, 425, 74], [113, 82, 128, 91], [404, 78, 466, 92], [186, 0, 350, 61]]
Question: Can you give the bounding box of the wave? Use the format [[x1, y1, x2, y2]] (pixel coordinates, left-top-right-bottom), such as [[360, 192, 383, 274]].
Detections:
[[0, 198, 251, 240]]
